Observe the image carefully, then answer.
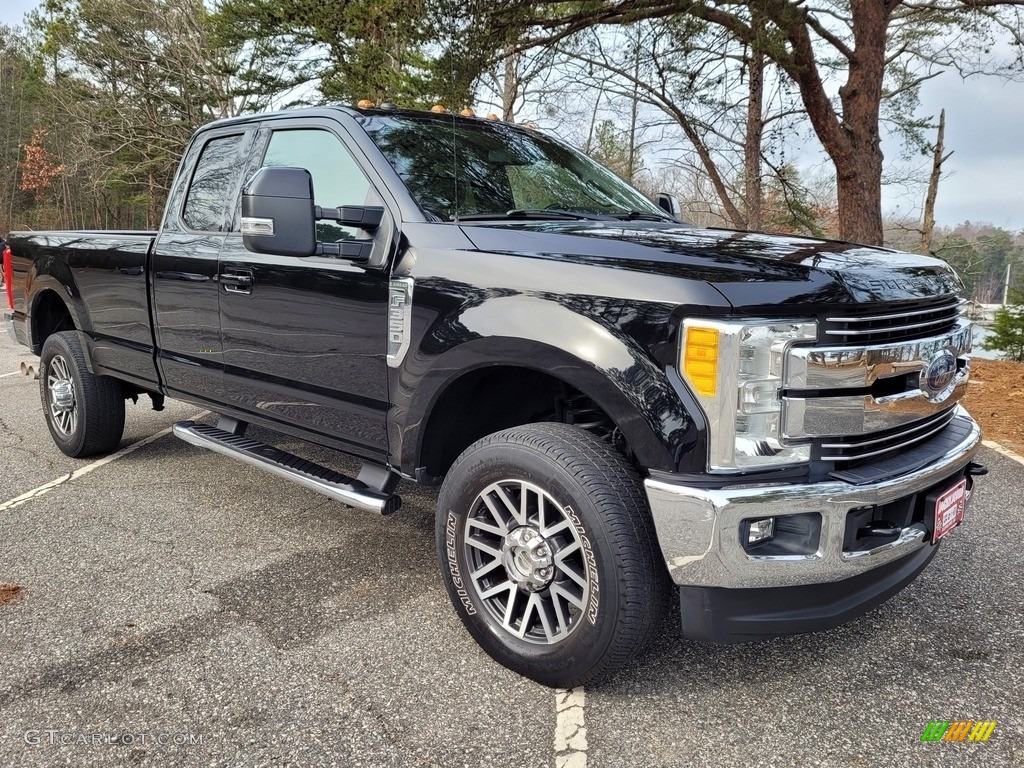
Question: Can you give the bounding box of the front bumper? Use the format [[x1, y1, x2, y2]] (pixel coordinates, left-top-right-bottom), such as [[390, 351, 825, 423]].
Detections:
[[644, 405, 982, 641], [678, 544, 938, 643]]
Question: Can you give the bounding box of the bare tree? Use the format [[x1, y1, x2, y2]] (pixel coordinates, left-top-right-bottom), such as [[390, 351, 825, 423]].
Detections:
[[556, 20, 806, 230], [481, 0, 1024, 245], [919, 109, 952, 254]]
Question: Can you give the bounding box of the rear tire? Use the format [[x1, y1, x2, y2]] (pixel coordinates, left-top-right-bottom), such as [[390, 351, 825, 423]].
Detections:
[[39, 332, 125, 457], [436, 423, 671, 687]]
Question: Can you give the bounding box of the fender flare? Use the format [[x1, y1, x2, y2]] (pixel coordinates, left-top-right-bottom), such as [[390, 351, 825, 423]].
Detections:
[[397, 295, 701, 474], [28, 273, 91, 352]]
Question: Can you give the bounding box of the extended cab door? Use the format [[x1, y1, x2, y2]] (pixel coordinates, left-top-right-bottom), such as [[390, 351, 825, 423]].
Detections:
[[152, 127, 256, 402], [216, 119, 394, 459]]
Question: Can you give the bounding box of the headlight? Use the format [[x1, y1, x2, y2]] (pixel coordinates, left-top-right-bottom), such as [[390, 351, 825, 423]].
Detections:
[[682, 319, 817, 470]]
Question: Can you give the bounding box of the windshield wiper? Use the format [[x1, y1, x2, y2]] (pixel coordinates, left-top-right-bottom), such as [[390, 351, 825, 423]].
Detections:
[[457, 209, 605, 221], [607, 209, 675, 222]]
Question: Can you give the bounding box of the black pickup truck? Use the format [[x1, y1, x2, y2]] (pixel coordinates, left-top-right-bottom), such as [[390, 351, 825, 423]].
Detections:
[[3, 105, 985, 686]]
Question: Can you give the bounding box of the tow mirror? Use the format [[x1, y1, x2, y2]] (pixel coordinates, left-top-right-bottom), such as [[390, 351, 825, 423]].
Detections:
[[242, 166, 385, 261], [654, 192, 681, 218], [241, 167, 317, 257]]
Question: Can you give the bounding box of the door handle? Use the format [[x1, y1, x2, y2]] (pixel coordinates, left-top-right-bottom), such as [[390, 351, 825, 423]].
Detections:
[[220, 268, 254, 294]]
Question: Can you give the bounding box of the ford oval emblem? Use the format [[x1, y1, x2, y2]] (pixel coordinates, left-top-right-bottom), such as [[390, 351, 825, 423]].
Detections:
[[921, 350, 958, 401]]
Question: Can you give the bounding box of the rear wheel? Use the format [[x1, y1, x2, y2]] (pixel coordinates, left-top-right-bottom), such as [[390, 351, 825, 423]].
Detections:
[[436, 423, 670, 687], [39, 332, 125, 457]]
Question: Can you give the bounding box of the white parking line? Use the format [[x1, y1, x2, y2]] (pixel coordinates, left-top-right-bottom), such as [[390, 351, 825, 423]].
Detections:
[[0, 411, 208, 513], [554, 687, 587, 768], [0, 371, 21, 378], [983, 439, 1024, 467]]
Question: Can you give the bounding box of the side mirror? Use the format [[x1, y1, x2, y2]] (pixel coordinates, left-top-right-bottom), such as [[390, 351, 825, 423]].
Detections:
[[242, 166, 386, 261], [654, 192, 681, 218], [241, 167, 316, 257]]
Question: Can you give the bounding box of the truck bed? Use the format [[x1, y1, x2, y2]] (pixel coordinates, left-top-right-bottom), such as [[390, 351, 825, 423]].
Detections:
[[8, 230, 158, 388]]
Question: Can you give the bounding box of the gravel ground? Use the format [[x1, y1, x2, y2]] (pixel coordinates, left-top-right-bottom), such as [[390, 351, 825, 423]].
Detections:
[[1, 332, 1021, 767]]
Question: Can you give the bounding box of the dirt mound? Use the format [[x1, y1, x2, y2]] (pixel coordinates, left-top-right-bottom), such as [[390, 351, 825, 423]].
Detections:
[[963, 359, 1024, 455]]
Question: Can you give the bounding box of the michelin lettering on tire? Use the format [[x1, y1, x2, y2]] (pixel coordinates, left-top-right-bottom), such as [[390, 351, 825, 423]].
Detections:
[[446, 509, 477, 615], [564, 505, 600, 626]]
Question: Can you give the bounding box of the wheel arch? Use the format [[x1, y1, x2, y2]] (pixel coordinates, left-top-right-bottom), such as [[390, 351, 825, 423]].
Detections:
[[399, 336, 698, 480], [29, 281, 87, 355]]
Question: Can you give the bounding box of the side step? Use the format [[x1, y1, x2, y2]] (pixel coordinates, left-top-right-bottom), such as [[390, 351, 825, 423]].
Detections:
[[172, 420, 401, 515]]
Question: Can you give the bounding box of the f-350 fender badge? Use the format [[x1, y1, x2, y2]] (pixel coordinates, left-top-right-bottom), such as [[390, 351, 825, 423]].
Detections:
[[387, 277, 414, 367]]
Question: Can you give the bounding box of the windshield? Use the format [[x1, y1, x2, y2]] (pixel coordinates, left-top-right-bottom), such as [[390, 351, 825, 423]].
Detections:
[[358, 114, 670, 222]]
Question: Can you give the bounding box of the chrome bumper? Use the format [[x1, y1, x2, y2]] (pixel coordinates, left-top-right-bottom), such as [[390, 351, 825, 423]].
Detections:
[[644, 405, 982, 589]]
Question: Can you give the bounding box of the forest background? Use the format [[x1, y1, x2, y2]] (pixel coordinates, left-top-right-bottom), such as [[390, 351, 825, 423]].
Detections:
[[2, 0, 1024, 307]]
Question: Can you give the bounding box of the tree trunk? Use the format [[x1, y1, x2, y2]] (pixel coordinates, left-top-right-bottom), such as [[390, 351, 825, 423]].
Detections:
[[832, 0, 888, 245], [627, 27, 640, 183], [502, 47, 517, 121], [763, 0, 889, 245], [834, 145, 884, 245], [920, 108, 949, 255], [744, 41, 765, 231]]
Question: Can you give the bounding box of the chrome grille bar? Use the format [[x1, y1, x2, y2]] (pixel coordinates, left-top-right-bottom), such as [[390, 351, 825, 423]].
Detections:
[[786, 318, 971, 390], [782, 366, 968, 439], [825, 316, 959, 336], [823, 298, 963, 345], [825, 299, 967, 324], [819, 409, 957, 462]]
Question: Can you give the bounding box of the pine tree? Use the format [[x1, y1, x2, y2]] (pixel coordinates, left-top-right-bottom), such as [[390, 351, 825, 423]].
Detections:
[[984, 290, 1024, 363]]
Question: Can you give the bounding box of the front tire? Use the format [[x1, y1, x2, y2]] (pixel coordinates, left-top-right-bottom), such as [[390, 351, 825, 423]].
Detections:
[[39, 332, 125, 457], [436, 423, 670, 687]]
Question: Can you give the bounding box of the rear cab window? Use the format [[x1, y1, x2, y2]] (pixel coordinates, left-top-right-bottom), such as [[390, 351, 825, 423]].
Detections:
[[182, 133, 247, 232]]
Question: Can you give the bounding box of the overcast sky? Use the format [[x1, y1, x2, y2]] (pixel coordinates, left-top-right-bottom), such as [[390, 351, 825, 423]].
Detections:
[[3, 0, 1023, 232], [909, 74, 1024, 232]]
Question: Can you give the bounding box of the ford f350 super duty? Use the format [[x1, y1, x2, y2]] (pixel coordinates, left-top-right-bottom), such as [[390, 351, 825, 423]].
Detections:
[[3, 105, 986, 686]]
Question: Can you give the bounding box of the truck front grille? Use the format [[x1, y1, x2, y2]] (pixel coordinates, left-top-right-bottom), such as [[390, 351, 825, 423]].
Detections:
[[823, 297, 963, 345]]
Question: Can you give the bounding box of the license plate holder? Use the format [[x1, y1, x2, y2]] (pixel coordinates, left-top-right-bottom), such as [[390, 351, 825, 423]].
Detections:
[[931, 478, 967, 543]]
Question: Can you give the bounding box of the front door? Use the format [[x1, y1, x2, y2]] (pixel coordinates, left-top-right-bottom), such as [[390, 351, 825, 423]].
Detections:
[[217, 121, 392, 459]]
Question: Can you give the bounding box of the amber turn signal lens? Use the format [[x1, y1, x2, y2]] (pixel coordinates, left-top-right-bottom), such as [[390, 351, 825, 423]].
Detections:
[[684, 327, 719, 396]]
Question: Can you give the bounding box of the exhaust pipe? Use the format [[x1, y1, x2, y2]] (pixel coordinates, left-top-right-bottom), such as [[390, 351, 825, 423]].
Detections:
[[20, 362, 38, 380]]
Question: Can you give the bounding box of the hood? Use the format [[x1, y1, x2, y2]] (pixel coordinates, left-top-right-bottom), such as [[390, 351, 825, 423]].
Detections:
[[458, 221, 963, 310]]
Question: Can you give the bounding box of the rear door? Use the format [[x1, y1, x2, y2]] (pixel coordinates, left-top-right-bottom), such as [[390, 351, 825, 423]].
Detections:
[[216, 118, 394, 459], [152, 127, 255, 402]]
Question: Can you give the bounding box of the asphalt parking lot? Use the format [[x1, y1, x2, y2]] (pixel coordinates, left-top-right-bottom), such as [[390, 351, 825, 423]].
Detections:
[[1, 333, 1022, 767]]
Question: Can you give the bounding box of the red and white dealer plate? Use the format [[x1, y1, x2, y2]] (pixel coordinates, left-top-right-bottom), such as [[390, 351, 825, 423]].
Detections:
[[932, 477, 968, 543]]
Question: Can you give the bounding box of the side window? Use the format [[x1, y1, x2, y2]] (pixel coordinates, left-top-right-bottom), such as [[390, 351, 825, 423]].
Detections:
[[183, 134, 245, 231], [262, 129, 373, 243]]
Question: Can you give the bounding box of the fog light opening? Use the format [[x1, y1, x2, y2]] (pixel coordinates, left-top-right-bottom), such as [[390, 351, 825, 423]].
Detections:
[[746, 517, 775, 546]]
